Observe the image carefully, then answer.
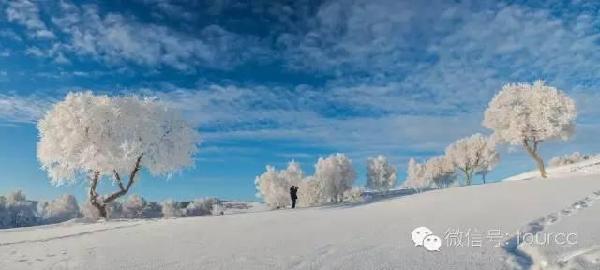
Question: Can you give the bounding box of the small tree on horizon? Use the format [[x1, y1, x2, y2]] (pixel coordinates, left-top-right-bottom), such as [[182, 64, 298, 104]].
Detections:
[[37, 92, 200, 218], [445, 133, 499, 185], [314, 153, 356, 203], [255, 161, 304, 208], [403, 158, 429, 191], [403, 156, 456, 190], [366, 155, 397, 191], [483, 81, 576, 178], [424, 156, 456, 188]]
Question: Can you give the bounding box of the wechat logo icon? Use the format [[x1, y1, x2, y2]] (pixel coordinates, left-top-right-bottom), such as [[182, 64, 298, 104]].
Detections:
[[411, 226, 441, 251]]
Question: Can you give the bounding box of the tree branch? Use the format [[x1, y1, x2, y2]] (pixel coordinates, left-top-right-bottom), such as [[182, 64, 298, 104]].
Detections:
[[113, 170, 126, 191], [88, 171, 105, 213], [103, 154, 143, 204], [127, 154, 143, 190]]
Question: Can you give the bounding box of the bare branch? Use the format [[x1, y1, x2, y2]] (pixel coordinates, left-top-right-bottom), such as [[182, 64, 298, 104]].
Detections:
[[113, 170, 126, 191], [103, 155, 143, 204]]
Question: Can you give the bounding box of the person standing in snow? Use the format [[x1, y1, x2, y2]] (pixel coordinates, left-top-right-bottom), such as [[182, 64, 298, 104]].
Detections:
[[290, 186, 298, 209]]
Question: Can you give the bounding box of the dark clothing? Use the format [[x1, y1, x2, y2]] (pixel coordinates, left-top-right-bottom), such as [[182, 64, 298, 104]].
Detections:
[[290, 186, 298, 208]]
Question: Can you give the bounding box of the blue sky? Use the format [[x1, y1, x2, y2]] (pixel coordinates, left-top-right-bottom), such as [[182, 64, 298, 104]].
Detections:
[[1, 0, 600, 202]]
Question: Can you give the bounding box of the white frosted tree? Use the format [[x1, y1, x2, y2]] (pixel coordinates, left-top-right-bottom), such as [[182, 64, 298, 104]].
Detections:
[[38, 194, 81, 224], [549, 152, 592, 168], [0, 195, 9, 228], [343, 187, 364, 202], [403, 158, 430, 191], [186, 198, 221, 216], [256, 155, 356, 207], [4, 190, 38, 228], [366, 155, 397, 191], [122, 195, 146, 219], [445, 133, 499, 185], [424, 156, 456, 188], [483, 81, 576, 178], [255, 161, 303, 208], [404, 156, 456, 190], [297, 176, 321, 207], [37, 92, 200, 218], [314, 153, 356, 202], [161, 200, 185, 218]]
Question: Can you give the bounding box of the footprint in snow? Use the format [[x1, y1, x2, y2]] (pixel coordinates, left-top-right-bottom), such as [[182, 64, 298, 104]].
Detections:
[[544, 215, 559, 225], [560, 209, 573, 216], [573, 201, 588, 209]]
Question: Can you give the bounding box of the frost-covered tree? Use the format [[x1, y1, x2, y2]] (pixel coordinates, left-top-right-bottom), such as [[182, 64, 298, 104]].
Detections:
[[141, 202, 163, 218], [256, 155, 356, 207], [483, 81, 576, 178], [3, 190, 38, 228], [186, 198, 221, 216], [366, 155, 397, 191], [38, 194, 80, 224], [343, 187, 364, 203], [445, 134, 499, 185], [122, 195, 146, 219], [404, 156, 456, 190], [255, 161, 303, 208], [297, 176, 321, 207], [549, 152, 594, 168], [211, 202, 225, 216], [0, 196, 11, 229], [37, 92, 200, 218], [314, 153, 356, 202], [0, 196, 9, 228], [477, 138, 500, 184], [161, 200, 185, 218], [403, 158, 430, 191], [424, 156, 456, 188]]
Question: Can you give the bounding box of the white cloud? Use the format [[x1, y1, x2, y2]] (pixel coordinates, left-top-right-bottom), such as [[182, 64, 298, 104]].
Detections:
[[48, 2, 266, 70], [278, 0, 488, 75], [25, 46, 44, 57], [0, 29, 23, 41], [0, 94, 54, 123], [146, 83, 483, 158], [4, 0, 55, 39]]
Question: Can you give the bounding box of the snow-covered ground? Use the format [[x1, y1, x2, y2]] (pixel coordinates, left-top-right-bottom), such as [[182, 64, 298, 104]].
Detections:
[[503, 156, 600, 182], [2, 164, 600, 270]]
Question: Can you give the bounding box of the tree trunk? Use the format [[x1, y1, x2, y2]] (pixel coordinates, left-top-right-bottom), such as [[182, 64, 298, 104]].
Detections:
[[465, 172, 472, 186], [88, 155, 144, 219], [482, 172, 487, 184], [523, 141, 547, 178], [89, 171, 108, 218]]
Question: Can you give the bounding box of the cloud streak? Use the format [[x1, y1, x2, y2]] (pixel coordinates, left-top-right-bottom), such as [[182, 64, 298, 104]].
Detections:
[[0, 94, 54, 124]]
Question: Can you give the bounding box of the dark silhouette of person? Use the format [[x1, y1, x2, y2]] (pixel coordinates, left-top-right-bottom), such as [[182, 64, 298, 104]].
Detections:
[[290, 186, 298, 209]]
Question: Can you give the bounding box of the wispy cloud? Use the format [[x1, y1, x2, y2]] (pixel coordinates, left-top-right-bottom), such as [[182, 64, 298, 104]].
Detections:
[[3, 0, 55, 39], [48, 1, 268, 70], [0, 94, 54, 124], [146, 83, 484, 157]]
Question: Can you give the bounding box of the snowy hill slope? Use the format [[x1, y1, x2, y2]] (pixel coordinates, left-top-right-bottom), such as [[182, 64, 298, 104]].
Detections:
[[502, 156, 600, 182], [2, 171, 600, 269]]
